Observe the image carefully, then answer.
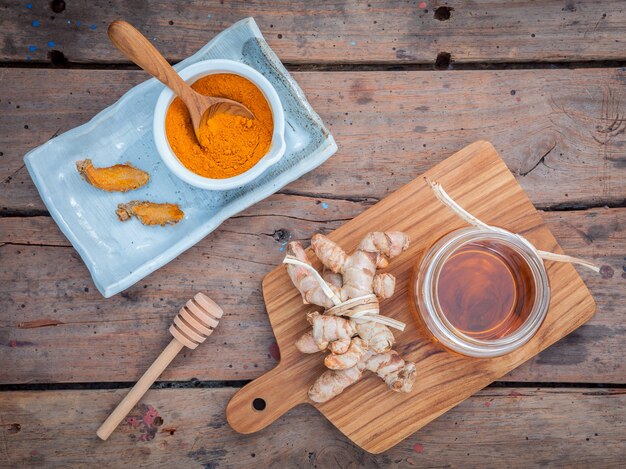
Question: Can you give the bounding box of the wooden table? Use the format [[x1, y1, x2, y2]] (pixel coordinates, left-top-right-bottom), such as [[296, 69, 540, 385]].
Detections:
[[1, 1, 625, 466]]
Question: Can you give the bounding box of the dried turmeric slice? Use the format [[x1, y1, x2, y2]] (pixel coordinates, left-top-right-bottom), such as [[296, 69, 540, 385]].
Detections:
[[76, 159, 150, 192], [116, 201, 184, 226]]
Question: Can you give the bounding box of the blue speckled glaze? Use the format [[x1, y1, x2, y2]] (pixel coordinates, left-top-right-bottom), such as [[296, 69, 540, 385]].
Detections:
[[24, 18, 337, 297]]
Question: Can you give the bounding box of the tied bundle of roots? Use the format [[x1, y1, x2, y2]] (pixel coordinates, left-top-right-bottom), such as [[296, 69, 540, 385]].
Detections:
[[285, 231, 416, 403]]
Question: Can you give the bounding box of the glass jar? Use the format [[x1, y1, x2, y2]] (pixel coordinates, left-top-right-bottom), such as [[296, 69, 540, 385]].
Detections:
[[412, 227, 551, 358]]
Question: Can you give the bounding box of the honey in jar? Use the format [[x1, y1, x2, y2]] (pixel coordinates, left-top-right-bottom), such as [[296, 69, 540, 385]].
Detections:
[[413, 227, 550, 358], [436, 240, 535, 340]]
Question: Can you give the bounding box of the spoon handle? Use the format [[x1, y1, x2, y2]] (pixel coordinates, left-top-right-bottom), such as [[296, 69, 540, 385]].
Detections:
[[108, 20, 198, 103]]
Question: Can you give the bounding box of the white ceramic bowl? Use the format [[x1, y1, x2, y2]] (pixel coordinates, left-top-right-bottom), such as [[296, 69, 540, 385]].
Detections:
[[153, 59, 286, 190]]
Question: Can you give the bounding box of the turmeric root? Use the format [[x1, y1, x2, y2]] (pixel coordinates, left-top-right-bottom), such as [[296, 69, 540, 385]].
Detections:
[[328, 338, 351, 355], [310, 349, 416, 403], [116, 201, 184, 226], [364, 350, 416, 393], [308, 311, 356, 351], [312, 232, 409, 301], [354, 321, 395, 353], [295, 332, 319, 354], [310, 235, 347, 273], [373, 273, 396, 300], [322, 269, 343, 298], [285, 243, 335, 308], [285, 231, 415, 403], [358, 231, 410, 269], [76, 159, 149, 192], [312, 232, 407, 353], [324, 337, 368, 370], [295, 331, 352, 355], [308, 366, 362, 404]]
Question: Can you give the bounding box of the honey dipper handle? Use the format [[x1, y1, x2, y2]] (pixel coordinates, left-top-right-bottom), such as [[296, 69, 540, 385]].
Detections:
[[97, 338, 183, 440]]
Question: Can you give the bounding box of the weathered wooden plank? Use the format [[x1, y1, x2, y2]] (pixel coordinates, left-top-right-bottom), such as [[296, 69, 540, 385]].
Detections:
[[0, 387, 624, 466], [1, 1, 625, 65], [1, 68, 625, 213], [1, 203, 623, 384]]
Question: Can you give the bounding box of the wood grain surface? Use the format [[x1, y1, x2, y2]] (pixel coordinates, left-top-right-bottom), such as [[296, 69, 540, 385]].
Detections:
[[226, 141, 596, 452], [1, 387, 624, 467], [1, 204, 623, 385], [2, 68, 625, 213], [1, 1, 625, 464], [1, 1, 625, 65]]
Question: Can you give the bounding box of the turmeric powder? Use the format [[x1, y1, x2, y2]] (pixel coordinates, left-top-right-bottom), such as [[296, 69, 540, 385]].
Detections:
[[165, 73, 273, 179]]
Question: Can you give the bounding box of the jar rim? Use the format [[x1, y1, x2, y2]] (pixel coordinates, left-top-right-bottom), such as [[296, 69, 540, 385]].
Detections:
[[416, 226, 550, 358]]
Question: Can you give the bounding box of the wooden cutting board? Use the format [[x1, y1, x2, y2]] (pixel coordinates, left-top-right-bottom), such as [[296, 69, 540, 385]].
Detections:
[[226, 140, 596, 453]]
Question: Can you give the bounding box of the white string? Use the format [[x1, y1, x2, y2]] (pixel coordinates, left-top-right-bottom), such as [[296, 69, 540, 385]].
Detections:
[[283, 256, 341, 306], [283, 256, 406, 331], [425, 178, 600, 273], [349, 309, 407, 331]]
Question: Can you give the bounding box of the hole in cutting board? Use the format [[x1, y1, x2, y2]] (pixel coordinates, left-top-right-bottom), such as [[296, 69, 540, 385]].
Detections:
[[252, 398, 266, 411]]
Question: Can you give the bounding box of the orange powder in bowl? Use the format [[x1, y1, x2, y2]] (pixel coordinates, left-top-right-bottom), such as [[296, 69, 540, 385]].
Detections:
[[165, 73, 274, 179]]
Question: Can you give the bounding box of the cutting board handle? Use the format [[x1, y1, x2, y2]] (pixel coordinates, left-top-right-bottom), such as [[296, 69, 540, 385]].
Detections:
[[226, 359, 311, 433]]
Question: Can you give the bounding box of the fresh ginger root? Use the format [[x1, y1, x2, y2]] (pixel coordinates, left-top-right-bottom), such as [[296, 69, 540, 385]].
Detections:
[[307, 311, 356, 351], [324, 337, 368, 370], [310, 349, 417, 403], [285, 243, 336, 308], [285, 231, 415, 402]]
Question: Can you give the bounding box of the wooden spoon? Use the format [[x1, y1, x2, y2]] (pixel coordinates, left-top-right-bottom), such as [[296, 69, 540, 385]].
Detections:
[[108, 20, 254, 143], [96, 293, 223, 441]]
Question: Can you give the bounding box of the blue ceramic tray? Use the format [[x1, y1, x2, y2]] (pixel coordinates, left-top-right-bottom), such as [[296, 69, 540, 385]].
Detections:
[[24, 18, 337, 297]]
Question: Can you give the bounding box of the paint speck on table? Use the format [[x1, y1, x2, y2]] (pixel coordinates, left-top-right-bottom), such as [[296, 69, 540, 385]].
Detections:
[[28, 45, 37, 52], [90, 24, 97, 30], [8, 340, 35, 347], [350, 41, 357, 46], [509, 390, 523, 397], [126, 404, 163, 441], [76, 20, 81, 26], [47, 41, 55, 47], [413, 443, 424, 453], [484, 401, 492, 407], [321, 202, 329, 209], [32, 20, 39, 27], [269, 342, 281, 361], [26, 3, 33, 9], [600, 265, 614, 279], [419, 2, 427, 9], [207, 14, 213, 19]]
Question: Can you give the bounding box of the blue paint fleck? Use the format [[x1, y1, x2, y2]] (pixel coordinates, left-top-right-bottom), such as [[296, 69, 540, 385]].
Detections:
[[207, 14, 213, 19], [28, 45, 37, 52], [350, 41, 357, 46], [47, 41, 55, 47], [278, 246, 286, 253], [26, 3, 32, 9], [26, 55, 31, 61], [321, 202, 329, 209], [90, 24, 97, 30], [67, 20, 71, 24], [152, 37, 157, 41], [32, 20, 39, 27]]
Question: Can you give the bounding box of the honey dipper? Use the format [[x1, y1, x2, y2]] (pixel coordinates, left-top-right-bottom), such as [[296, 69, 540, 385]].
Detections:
[[96, 293, 223, 440]]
